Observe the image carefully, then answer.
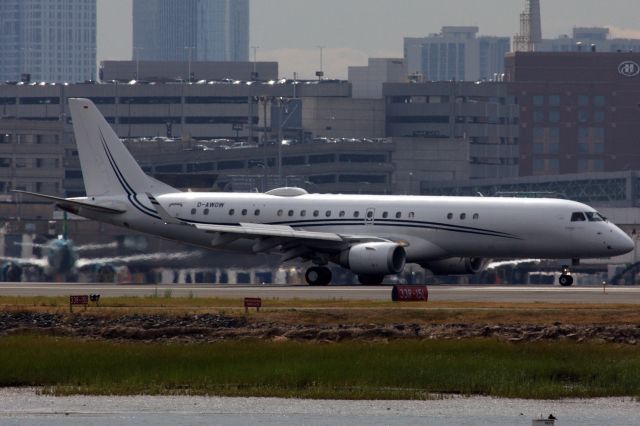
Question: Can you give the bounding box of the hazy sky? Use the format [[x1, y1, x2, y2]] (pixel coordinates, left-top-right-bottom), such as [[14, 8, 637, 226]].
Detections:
[[98, 0, 640, 79]]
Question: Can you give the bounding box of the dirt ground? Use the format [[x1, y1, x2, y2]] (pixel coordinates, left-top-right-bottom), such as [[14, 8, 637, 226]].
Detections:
[[1, 305, 639, 344]]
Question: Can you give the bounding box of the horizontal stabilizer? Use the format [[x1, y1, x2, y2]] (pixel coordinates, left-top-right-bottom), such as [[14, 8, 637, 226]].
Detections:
[[12, 190, 126, 215]]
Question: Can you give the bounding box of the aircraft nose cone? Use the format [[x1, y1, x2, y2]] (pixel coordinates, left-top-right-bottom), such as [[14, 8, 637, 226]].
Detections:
[[620, 233, 636, 254], [610, 229, 635, 255]]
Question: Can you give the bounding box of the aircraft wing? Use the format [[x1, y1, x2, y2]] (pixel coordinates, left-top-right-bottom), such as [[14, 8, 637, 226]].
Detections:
[[0, 256, 48, 268], [12, 190, 126, 215], [193, 222, 345, 242]]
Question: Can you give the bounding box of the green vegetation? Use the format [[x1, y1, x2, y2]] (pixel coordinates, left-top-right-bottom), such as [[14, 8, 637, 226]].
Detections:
[[1, 335, 639, 399]]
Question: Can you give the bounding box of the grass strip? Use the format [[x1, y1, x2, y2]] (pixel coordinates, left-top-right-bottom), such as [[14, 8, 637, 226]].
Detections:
[[1, 335, 639, 399]]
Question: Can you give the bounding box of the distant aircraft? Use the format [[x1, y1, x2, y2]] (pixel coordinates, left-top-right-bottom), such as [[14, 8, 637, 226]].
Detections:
[[0, 213, 195, 282], [14, 99, 635, 286]]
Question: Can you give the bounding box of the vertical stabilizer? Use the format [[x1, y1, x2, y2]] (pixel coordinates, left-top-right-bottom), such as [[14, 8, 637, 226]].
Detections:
[[68, 98, 178, 197]]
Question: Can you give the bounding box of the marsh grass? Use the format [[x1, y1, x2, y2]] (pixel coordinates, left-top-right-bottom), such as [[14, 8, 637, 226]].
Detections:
[[0, 335, 639, 399]]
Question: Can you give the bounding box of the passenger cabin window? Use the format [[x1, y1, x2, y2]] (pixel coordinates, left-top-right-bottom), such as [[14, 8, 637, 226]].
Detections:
[[313, 210, 320, 217], [254, 209, 260, 216], [408, 212, 415, 219], [325, 210, 332, 217], [277, 209, 283, 217], [339, 211, 346, 217], [571, 212, 586, 222], [190, 208, 196, 215], [229, 209, 235, 215], [354, 211, 360, 218], [460, 213, 466, 220], [367, 211, 374, 219], [301, 210, 307, 217], [382, 212, 388, 219], [288, 210, 294, 217], [447, 213, 453, 220], [473, 213, 479, 220], [241, 209, 248, 216], [395, 212, 402, 219], [203, 208, 210, 215]]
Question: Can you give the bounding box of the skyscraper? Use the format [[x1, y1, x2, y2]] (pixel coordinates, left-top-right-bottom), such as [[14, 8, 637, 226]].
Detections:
[[0, 0, 97, 83], [133, 0, 249, 63], [404, 27, 510, 82], [514, 0, 542, 52]]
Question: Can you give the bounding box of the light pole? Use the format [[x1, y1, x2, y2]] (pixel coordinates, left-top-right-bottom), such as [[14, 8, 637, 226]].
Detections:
[[184, 46, 195, 82], [133, 47, 143, 80], [251, 46, 259, 80], [316, 46, 325, 80]]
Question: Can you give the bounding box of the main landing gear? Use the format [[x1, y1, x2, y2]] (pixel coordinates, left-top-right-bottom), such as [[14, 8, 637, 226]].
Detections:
[[558, 264, 574, 287], [305, 266, 332, 286]]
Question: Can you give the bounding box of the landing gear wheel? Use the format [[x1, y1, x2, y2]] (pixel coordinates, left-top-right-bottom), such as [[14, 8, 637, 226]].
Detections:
[[558, 274, 574, 287], [358, 275, 384, 286], [305, 266, 332, 286]]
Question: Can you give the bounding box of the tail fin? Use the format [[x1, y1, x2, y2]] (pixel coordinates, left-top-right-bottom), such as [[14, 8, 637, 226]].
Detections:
[[68, 98, 178, 197]]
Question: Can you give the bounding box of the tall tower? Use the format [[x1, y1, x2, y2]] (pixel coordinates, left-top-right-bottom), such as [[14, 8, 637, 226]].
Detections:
[[0, 0, 97, 83], [514, 0, 542, 52], [133, 0, 249, 62]]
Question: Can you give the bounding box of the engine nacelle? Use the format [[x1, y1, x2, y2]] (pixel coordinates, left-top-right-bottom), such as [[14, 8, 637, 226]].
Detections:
[[422, 257, 487, 276], [340, 242, 406, 276]]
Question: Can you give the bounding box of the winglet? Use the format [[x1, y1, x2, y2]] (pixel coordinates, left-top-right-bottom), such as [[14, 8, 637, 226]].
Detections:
[[145, 193, 187, 226]]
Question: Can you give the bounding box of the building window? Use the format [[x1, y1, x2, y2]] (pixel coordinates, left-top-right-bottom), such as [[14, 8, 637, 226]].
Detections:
[[578, 95, 589, 107], [533, 95, 544, 106], [533, 111, 545, 123], [594, 111, 605, 123], [578, 111, 589, 123], [549, 111, 560, 123], [594, 95, 605, 107], [549, 95, 561, 106]]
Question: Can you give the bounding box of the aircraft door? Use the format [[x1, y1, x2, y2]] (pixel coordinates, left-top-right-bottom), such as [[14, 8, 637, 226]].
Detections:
[[365, 208, 375, 226]]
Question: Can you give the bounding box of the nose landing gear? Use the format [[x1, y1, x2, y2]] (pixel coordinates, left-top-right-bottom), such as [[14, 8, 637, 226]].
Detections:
[[558, 264, 574, 287]]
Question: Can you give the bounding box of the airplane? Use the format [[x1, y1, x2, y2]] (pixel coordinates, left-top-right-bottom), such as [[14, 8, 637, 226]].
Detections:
[[13, 98, 635, 286], [0, 211, 199, 282]]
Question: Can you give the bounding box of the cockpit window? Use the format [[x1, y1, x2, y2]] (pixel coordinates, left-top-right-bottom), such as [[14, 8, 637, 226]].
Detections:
[[586, 212, 607, 222], [571, 212, 586, 222]]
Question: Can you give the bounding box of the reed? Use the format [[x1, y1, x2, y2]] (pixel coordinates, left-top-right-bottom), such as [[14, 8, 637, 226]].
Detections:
[[0, 335, 638, 399]]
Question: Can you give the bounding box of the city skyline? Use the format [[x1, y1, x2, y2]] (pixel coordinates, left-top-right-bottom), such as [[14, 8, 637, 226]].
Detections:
[[96, 0, 640, 79]]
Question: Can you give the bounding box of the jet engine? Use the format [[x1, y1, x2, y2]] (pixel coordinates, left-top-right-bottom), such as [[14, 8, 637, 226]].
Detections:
[[339, 242, 406, 276], [1, 262, 23, 282], [422, 257, 488, 275]]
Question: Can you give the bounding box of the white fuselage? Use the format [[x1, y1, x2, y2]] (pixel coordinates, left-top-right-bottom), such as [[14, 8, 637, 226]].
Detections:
[[76, 192, 634, 262]]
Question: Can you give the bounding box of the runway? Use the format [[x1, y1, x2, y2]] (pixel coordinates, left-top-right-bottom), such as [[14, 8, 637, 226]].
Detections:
[[0, 282, 638, 304]]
